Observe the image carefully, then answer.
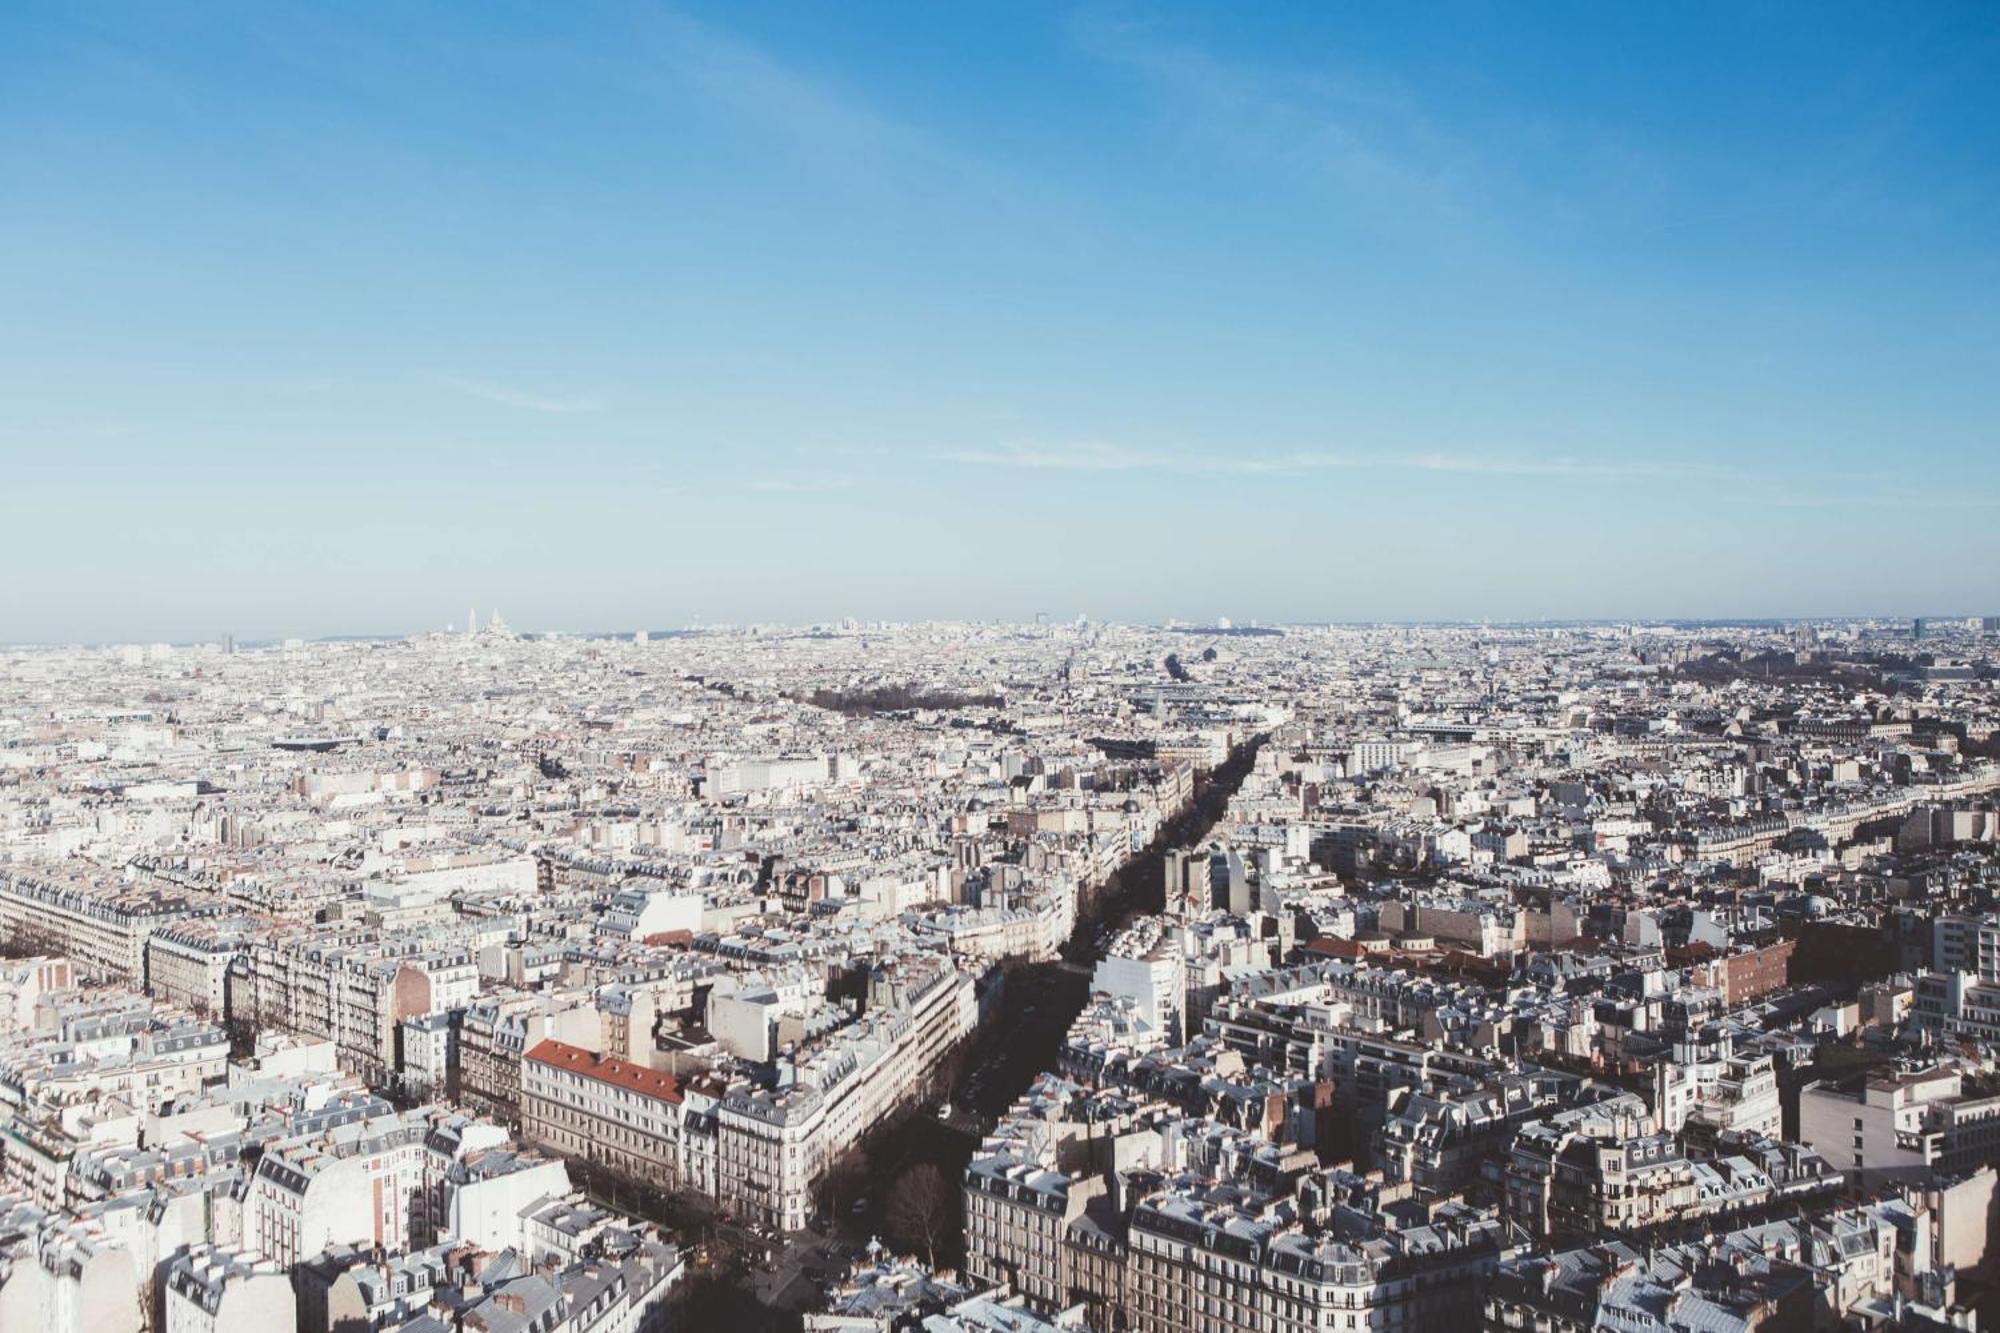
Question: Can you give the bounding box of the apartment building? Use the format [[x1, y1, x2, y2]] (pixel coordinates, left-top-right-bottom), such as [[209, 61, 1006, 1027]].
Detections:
[[1912, 969, 2000, 1043], [521, 1040, 688, 1189], [713, 963, 978, 1232], [1933, 911, 2000, 982], [243, 1108, 499, 1268], [0, 1211, 143, 1333], [0, 957, 73, 1038], [162, 1245, 294, 1333], [916, 889, 1076, 964], [233, 936, 480, 1082], [1375, 1070, 1610, 1199], [962, 1159, 1100, 1311], [1484, 1239, 1814, 1333], [0, 1015, 227, 1122], [247, 1136, 405, 1267], [1798, 1065, 2000, 1187], [459, 991, 600, 1125], [1121, 1190, 1506, 1333], [0, 868, 219, 987], [145, 918, 254, 1017], [1094, 921, 1187, 1044]]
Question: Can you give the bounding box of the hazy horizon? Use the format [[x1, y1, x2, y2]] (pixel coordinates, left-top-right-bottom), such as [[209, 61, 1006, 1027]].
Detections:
[[4, 609, 1984, 652]]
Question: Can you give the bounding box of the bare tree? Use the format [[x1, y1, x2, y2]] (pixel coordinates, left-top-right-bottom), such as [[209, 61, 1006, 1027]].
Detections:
[[884, 1162, 955, 1270], [0, 919, 64, 960], [223, 997, 293, 1060]]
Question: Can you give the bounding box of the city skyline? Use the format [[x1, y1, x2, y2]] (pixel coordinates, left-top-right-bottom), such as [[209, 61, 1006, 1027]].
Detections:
[[11, 609, 2000, 652], [6, 2, 2000, 640]]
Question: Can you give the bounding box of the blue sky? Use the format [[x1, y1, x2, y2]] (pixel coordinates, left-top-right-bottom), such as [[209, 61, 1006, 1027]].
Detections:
[[4, 2, 1998, 640]]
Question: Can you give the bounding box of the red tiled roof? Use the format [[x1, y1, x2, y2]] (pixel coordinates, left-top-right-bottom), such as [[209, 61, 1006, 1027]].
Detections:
[[1304, 936, 1368, 959], [524, 1038, 683, 1103]]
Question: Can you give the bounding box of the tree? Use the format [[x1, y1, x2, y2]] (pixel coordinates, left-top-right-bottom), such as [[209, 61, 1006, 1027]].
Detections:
[[223, 998, 293, 1061], [884, 1162, 955, 1270], [0, 918, 64, 960]]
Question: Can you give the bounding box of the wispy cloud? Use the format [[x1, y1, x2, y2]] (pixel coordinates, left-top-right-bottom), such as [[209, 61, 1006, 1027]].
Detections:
[[1389, 453, 1738, 481], [946, 441, 2000, 509], [1744, 492, 2000, 511], [944, 442, 1737, 482], [1065, 6, 1688, 243], [751, 472, 854, 494], [432, 375, 604, 415], [1067, 7, 1480, 223], [945, 442, 1167, 472], [637, 11, 1032, 213], [650, 13, 914, 167], [0, 419, 138, 443]]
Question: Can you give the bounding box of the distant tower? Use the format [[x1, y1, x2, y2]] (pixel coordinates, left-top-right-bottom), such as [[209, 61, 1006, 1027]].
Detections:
[[467, 606, 478, 639]]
